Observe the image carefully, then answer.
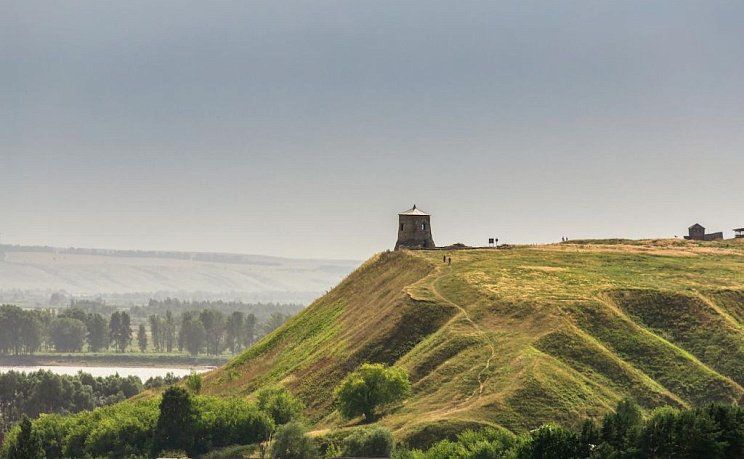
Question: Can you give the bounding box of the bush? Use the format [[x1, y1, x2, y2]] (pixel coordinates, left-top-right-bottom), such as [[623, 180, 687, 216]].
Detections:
[[256, 385, 305, 425], [400, 427, 520, 458], [343, 426, 394, 457], [271, 421, 317, 459], [335, 363, 411, 421], [194, 396, 274, 453], [187, 371, 203, 394]]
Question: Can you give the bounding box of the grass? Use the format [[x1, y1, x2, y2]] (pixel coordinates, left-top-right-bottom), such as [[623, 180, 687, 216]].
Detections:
[[66, 239, 744, 449]]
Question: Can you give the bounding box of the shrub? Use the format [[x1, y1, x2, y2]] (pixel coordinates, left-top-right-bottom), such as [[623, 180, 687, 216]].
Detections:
[[343, 426, 394, 457], [271, 421, 317, 459], [194, 396, 274, 453], [335, 363, 411, 421], [256, 385, 305, 425], [187, 371, 203, 394]]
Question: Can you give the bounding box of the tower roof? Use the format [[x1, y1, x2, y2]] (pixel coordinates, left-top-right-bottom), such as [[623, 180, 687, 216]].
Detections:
[[689, 223, 705, 230], [399, 204, 429, 216]]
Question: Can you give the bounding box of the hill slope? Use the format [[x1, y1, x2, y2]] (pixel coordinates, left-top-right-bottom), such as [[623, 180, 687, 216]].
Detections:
[[203, 239, 744, 444], [0, 245, 358, 304]]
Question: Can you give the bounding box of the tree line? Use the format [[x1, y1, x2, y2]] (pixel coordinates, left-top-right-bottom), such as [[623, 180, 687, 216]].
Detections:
[[0, 370, 145, 433], [4, 382, 743, 458], [0, 305, 291, 356], [392, 399, 744, 459], [0, 383, 304, 458]]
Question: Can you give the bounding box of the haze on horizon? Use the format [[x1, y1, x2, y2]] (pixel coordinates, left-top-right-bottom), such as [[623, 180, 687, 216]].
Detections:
[[2, 1, 743, 260]]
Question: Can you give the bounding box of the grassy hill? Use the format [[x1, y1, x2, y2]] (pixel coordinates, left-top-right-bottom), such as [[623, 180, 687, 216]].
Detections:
[[201, 239, 744, 445]]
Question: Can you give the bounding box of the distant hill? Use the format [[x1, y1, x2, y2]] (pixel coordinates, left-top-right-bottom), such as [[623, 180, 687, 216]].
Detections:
[[0, 244, 359, 305], [201, 238, 744, 445]]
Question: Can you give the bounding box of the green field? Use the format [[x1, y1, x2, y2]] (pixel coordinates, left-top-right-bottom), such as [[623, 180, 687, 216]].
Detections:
[[198, 238, 743, 444]]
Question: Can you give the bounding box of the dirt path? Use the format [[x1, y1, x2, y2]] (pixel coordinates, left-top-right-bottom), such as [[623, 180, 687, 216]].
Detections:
[[413, 261, 497, 400]]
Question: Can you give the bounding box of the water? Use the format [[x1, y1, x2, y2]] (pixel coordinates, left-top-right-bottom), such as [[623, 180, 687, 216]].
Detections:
[[0, 365, 212, 380]]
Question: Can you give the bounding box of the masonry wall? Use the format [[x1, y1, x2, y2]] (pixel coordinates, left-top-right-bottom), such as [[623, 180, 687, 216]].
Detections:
[[395, 215, 435, 250]]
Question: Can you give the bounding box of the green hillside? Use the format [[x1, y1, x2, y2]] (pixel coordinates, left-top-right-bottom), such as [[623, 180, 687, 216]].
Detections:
[[202, 239, 744, 444]]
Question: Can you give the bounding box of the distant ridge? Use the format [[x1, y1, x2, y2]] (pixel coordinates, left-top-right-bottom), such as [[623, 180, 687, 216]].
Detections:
[[0, 244, 359, 305], [0, 244, 357, 265]]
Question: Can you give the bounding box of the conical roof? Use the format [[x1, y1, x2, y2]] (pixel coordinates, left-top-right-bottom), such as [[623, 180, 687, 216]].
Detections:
[[399, 204, 429, 216]]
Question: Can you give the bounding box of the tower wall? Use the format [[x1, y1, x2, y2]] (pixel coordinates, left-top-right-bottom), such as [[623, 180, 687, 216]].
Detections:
[[395, 214, 435, 250]]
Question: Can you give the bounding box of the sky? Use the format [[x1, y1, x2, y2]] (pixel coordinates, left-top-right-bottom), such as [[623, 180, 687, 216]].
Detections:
[[2, 1, 743, 259]]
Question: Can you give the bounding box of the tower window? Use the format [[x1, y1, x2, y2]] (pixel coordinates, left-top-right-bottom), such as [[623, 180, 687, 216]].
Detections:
[[421, 223, 426, 230], [400, 223, 404, 231]]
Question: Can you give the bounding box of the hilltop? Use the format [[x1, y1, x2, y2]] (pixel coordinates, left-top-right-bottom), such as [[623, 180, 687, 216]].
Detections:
[[0, 244, 358, 305], [202, 238, 744, 445]]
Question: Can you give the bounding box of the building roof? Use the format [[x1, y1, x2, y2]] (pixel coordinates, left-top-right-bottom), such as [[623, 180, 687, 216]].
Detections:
[[399, 205, 429, 216], [734, 227, 744, 232], [689, 223, 705, 230]]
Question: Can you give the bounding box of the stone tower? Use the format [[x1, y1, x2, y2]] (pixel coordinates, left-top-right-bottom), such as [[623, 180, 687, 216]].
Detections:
[[395, 205, 435, 250]]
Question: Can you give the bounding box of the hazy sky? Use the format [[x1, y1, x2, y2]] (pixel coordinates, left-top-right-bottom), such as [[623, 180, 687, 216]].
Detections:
[[2, 1, 743, 259]]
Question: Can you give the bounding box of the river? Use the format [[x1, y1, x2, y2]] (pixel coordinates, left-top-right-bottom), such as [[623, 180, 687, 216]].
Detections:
[[0, 365, 212, 379]]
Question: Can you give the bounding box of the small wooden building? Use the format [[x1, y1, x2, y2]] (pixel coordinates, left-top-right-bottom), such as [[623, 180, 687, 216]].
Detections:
[[684, 223, 723, 241], [734, 227, 744, 239]]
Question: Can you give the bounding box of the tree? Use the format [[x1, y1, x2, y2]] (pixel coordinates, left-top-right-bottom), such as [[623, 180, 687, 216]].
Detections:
[[701, 404, 744, 459], [602, 398, 643, 453], [164, 310, 176, 352], [0, 305, 42, 355], [137, 324, 148, 352], [199, 309, 225, 355], [519, 424, 581, 459], [109, 311, 132, 352], [58, 307, 87, 323], [49, 317, 86, 352], [256, 385, 304, 425], [262, 312, 289, 335], [153, 387, 196, 455], [638, 407, 727, 459], [270, 421, 317, 459], [86, 313, 108, 352], [226, 311, 244, 353], [6, 416, 44, 459], [334, 363, 411, 421], [180, 313, 206, 356], [148, 315, 162, 352], [244, 313, 257, 348]]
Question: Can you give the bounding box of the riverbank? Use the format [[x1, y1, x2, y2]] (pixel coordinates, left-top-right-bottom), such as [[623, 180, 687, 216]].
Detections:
[[0, 352, 229, 368]]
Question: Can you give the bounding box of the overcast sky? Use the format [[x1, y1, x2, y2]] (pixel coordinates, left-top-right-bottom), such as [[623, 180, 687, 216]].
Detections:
[[2, 1, 743, 259]]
